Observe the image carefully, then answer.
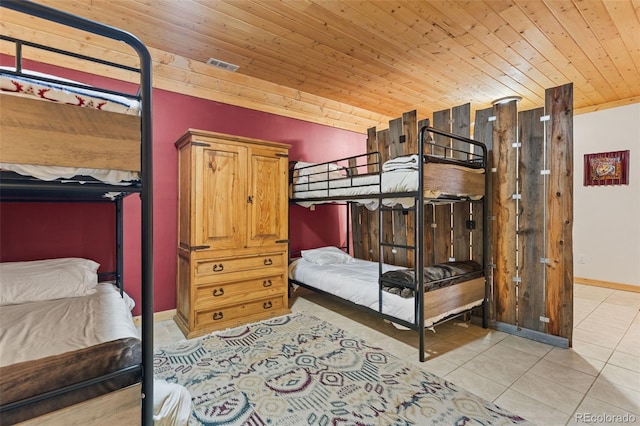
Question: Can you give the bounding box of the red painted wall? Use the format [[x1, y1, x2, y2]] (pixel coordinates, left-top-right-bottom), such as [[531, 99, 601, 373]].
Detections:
[[0, 58, 366, 315]]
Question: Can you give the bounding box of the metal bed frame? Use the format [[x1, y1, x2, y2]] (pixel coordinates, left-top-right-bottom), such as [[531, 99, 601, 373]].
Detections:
[[0, 1, 154, 424], [289, 125, 489, 362]]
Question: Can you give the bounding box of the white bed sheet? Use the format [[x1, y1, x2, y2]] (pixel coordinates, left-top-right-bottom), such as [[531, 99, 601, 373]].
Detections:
[[289, 257, 483, 327], [290, 258, 422, 323], [0, 282, 139, 367], [0, 282, 192, 421]]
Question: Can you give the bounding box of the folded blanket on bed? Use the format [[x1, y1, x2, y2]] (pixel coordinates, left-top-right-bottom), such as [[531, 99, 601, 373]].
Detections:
[[382, 154, 420, 172], [381, 260, 483, 298]]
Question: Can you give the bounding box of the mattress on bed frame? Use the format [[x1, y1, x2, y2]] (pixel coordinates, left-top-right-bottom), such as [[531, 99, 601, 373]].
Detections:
[[0, 337, 142, 424], [289, 257, 485, 327], [0, 70, 142, 180], [289, 160, 485, 207], [0, 283, 142, 424]]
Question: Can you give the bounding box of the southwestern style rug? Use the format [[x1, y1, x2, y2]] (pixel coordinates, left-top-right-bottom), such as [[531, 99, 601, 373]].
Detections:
[[154, 313, 532, 425]]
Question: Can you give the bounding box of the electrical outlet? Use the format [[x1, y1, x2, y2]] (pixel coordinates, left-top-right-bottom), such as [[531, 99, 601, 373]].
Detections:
[[577, 254, 585, 264]]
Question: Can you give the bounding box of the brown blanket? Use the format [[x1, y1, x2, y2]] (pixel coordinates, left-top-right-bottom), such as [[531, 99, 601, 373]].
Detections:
[[0, 337, 141, 424], [381, 260, 483, 298]]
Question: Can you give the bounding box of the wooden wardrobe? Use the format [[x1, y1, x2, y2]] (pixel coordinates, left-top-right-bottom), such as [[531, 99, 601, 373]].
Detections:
[[175, 129, 291, 338]]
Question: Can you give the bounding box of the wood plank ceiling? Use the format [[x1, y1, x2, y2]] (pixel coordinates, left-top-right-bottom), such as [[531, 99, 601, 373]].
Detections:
[[1, 0, 639, 133]]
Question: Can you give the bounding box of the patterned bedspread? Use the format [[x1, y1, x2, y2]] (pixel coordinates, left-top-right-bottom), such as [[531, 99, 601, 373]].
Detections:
[[381, 260, 483, 298]]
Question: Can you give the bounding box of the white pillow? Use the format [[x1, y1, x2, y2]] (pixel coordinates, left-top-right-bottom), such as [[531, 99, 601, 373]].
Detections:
[[0, 258, 100, 305], [301, 247, 354, 265]]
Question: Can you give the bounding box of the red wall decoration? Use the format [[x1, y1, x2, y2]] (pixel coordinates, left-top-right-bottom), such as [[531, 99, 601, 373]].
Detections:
[[583, 150, 630, 186]]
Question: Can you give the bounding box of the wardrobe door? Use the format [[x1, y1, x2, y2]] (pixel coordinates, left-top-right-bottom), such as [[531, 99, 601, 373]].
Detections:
[[194, 142, 247, 250], [246, 146, 288, 248]]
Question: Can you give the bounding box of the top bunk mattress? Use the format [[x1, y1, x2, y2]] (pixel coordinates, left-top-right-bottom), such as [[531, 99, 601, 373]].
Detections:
[[0, 69, 142, 179], [290, 156, 485, 209]]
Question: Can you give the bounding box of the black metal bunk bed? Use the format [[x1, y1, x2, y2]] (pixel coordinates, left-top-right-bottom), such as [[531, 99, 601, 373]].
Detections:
[[289, 126, 488, 362], [0, 1, 153, 424]]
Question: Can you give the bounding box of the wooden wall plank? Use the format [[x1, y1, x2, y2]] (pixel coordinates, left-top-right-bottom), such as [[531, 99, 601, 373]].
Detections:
[[403, 110, 418, 268], [432, 110, 452, 264], [389, 117, 409, 266], [545, 84, 574, 341], [518, 107, 546, 332], [417, 118, 434, 266], [451, 104, 472, 262], [452, 103, 471, 160], [472, 107, 492, 320], [377, 129, 394, 264], [472, 107, 493, 272], [365, 126, 379, 262], [492, 100, 518, 325], [432, 109, 451, 157], [349, 157, 366, 260]]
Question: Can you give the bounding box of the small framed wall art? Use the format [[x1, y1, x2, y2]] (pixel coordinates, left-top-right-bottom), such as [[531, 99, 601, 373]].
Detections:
[[583, 150, 629, 186]]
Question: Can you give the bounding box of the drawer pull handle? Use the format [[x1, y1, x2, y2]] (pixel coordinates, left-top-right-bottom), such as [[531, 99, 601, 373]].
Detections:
[[263, 301, 273, 309], [213, 312, 224, 320], [263, 280, 272, 287], [264, 258, 273, 266], [212, 263, 224, 272], [212, 288, 225, 297]]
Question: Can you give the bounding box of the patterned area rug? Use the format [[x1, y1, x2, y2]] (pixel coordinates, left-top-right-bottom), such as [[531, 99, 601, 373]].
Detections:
[[154, 313, 532, 425]]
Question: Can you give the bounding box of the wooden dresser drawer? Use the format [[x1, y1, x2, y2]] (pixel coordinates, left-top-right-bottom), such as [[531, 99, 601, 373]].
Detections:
[[195, 295, 286, 329], [195, 253, 285, 277], [194, 275, 285, 309]]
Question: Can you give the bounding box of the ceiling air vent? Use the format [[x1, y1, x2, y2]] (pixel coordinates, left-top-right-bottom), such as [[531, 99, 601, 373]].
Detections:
[[206, 57, 239, 72]]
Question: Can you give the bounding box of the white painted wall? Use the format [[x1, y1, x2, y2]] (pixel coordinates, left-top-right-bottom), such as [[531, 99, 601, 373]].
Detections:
[[573, 103, 640, 287]]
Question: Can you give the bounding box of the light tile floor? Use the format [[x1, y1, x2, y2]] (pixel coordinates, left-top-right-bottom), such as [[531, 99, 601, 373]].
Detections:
[[153, 284, 640, 426]]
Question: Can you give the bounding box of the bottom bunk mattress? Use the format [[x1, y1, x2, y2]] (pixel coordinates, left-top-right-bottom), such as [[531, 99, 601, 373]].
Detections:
[[0, 282, 142, 424], [289, 256, 485, 328]]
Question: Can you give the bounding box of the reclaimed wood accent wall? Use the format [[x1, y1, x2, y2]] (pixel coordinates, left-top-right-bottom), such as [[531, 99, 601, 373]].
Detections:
[[355, 107, 475, 268], [352, 84, 572, 343], [482, 83, 573, 343]]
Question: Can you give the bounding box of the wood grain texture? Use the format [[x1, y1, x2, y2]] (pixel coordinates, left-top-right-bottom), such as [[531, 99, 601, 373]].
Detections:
[[518, 107, 546, 332], [2, 1, 635, 133], [402, 111, 418, 268], [432, 110, 452, 265], [366, 127, 379, 262], [472, 107, 493, 270], [0, 95, 140, 171], [451, 104, 472, 262], [492, 101, 518, 325], [389, 117, 409, 266], [17, 384, 141, 426], [175, 130, 290, 338], [377, 129, 394, 265], [545, 84, 573, 341]]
